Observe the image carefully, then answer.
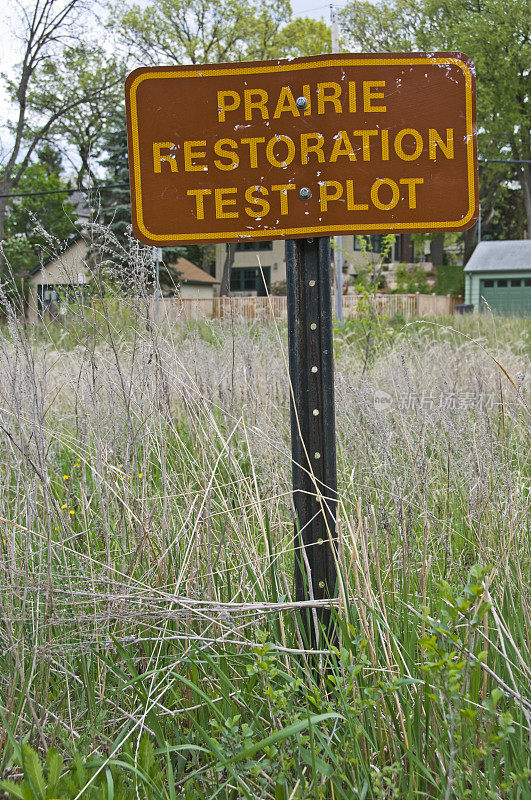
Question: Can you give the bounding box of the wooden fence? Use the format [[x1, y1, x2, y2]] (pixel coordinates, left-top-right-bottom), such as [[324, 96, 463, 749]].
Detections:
[[149, 293, 453, 323]]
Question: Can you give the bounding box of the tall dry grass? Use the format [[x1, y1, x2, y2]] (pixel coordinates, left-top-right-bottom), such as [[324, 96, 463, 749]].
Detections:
[[0, 239, 529, 798]]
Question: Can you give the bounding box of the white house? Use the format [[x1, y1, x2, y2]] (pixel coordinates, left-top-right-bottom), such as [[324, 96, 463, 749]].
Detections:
[[26, 237, 219, 322], [27, 235, 91, 323], [214, 233, 429, 295]]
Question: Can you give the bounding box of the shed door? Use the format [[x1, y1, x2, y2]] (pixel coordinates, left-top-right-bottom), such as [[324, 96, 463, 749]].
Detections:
[[479, 277, 531, 316]]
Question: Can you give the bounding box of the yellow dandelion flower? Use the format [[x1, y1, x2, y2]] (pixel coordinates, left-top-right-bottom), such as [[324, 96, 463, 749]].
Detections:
[[138, 472, 142, 479], [63, 475, 69, 480], [61, 504, 67, 509], [69, 510, 75, 515]]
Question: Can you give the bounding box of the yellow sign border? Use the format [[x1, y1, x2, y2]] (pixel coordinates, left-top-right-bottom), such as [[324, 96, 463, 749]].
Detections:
[[128, 56, 476, 242]]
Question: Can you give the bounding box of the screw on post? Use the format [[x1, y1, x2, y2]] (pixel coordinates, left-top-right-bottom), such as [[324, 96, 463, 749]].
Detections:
[[295, 96, 308, 110], [299, 187, 312, 199]]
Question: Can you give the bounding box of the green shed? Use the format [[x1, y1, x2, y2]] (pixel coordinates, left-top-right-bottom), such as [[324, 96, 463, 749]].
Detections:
[[464, 240, 531, 316]]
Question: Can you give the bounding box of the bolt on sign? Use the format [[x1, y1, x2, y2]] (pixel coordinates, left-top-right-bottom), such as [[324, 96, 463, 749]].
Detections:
[[125, 52, 478, 245]]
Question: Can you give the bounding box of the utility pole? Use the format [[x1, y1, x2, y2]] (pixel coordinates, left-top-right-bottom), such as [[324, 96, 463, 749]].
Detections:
[[330, 5, 343, 322], [331, 3, 339, 52]]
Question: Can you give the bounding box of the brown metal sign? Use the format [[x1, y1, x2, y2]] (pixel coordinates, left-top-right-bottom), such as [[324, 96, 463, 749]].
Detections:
[[125, 52, 478, 245]]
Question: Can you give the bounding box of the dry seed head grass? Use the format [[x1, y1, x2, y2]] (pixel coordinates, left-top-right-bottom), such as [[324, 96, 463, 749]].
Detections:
[[0, 248, 529, 746]]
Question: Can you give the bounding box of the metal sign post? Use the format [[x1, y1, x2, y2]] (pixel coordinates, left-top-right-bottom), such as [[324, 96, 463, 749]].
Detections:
[[335, 241, 343, 322], [286, 237, 337, 648]]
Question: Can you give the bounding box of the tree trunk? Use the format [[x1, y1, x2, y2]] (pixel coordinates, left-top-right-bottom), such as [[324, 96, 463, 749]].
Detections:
[[463, 224, 478, 265], [201, 243, 215, 276], [509, 133, 531, 239], [521, 162, 531, 239], [430, 234, 444, 267], [220, 243, 236, 296], [0, 180, 11, 276]]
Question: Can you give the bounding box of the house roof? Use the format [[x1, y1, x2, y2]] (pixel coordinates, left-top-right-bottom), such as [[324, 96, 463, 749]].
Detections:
[[69, 191, 91, 221], [169, 257, 219, 284], [30, 245, 219, 286], [464, 240, 531, 273], [29, 247, 219, 285]]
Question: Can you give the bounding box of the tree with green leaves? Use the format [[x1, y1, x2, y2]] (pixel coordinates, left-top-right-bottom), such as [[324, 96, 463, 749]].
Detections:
[[114, 0, 288, 65], [339, 0, 425, 51], [97, 111, 131, 241], [340, 0, 530, 248], [272, 17, 331, 59], [109, 0, 331, 293], [422, 0, 530, 241], [27, 44, 127, 188], [0, 0, 123, 275], [113, 0, 331, 64], [1, 146, 76, 313]]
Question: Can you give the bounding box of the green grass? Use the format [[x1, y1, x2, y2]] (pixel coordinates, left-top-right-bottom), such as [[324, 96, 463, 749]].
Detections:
[[0, 303, 529, 799]]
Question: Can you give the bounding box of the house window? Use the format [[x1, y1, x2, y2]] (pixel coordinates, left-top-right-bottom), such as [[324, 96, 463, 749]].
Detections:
[[510, 279, 522, 287], [525, 278, 531, 287], [353, 234, 393, 261], [38, 285, 60, 311], [230, 266, 271, 295], [354, 235, 382, 252], [235, 241, 273, 252], [37, 284, 89, 313], [244, 269, 257, 290], [483, 279, 494, 288], [497, 279, 508, 288]]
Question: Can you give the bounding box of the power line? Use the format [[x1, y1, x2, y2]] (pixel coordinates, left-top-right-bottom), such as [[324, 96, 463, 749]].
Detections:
[[479, 159, 530, 164], [0, 182, 129, 199], [296, 2, 344, 12]]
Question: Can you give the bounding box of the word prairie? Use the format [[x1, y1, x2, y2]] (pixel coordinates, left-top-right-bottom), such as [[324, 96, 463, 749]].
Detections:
[[216, 80, 387, 122]]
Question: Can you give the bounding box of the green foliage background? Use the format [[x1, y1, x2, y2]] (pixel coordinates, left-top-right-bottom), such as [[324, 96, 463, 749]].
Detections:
[[2, 154, 76, 275]]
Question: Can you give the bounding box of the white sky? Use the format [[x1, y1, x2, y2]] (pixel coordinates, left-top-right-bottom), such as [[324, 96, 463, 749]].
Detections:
[[290, 0, 347, 22]]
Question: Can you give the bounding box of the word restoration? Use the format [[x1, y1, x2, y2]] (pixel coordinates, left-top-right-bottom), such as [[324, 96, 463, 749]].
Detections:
[[125, 52, 478, 245]]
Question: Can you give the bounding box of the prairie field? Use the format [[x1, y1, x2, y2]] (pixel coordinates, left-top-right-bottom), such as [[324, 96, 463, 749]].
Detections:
[[0, 293, 529, 799]]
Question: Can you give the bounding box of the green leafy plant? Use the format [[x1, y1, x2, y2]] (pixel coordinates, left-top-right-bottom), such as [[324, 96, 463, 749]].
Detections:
[[394, 263, 430, 294]]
